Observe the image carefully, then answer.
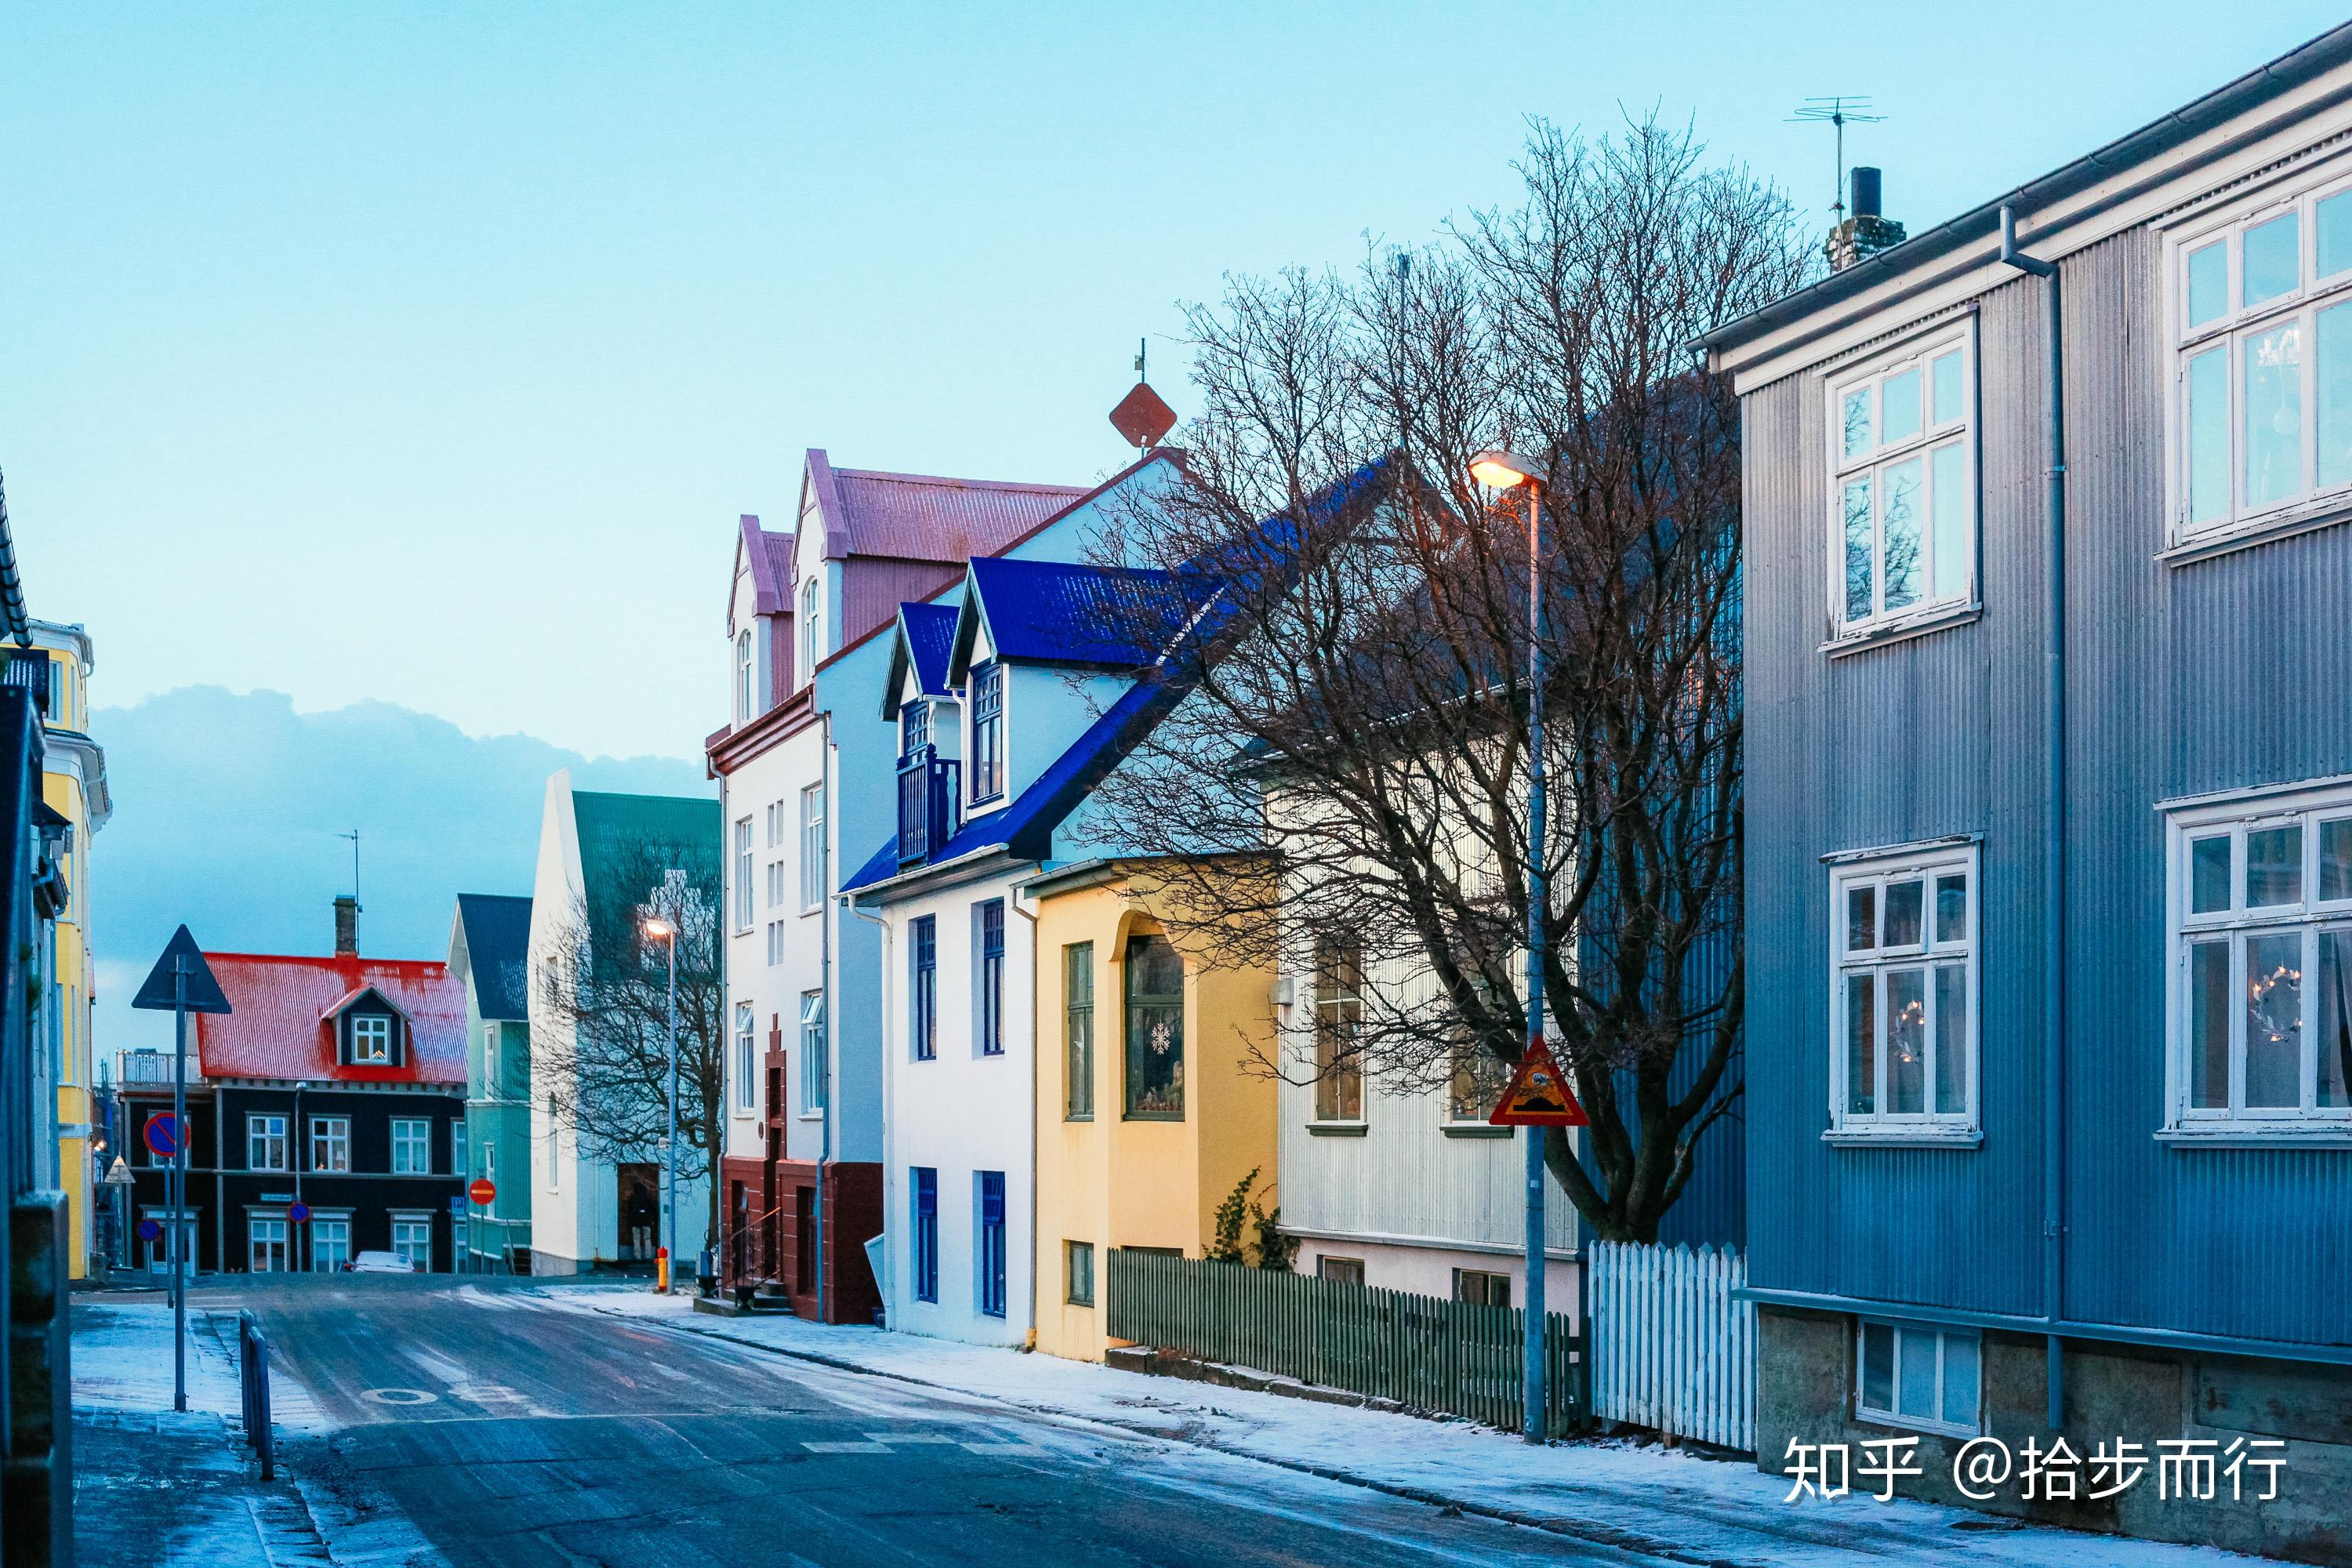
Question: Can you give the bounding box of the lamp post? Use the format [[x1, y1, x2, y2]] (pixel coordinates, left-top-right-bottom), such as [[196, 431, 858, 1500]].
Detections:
[[1470, 448, 1550, 1446], [643, 914, 679, 1293]]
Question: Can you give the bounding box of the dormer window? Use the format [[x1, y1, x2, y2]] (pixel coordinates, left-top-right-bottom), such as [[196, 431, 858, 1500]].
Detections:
[[902, 701, 930, 758], [350, 1013, 394, 1065], [971, 662, 1004, 804], [735, 630, 754, 722]]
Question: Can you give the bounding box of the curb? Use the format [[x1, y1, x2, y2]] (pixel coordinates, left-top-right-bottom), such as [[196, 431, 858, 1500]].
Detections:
[[585, 1303, 1731, 1566]]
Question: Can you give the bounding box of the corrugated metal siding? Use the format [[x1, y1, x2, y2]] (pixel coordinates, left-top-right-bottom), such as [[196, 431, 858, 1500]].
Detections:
[[1746, 221, 2352, 1346]]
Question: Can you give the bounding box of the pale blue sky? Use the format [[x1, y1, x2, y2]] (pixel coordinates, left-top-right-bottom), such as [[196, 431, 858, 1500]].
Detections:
[[9, 2, 2347, 760]]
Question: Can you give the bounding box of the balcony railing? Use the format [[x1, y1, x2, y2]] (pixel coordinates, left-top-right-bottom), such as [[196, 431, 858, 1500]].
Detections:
[[896, 745, 960, 866], [120, 1051, 198, 1085]]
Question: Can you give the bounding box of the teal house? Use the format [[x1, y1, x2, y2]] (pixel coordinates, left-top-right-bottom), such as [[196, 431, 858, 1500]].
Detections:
[[448, 891, 534, 1271]]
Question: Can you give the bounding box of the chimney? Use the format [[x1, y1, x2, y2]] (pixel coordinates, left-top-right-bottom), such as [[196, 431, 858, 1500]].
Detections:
[[334, 895, 359, 957], [1828, 166, 1907, 273]]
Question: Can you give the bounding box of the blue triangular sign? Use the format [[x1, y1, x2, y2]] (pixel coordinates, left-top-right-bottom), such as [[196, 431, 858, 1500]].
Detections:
[[130, 926, 233, 1014]]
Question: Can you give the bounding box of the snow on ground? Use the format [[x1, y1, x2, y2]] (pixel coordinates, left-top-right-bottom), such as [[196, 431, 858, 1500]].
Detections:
[[72, 1300, 247, 1418], [554, 1284, 2267, 1568]]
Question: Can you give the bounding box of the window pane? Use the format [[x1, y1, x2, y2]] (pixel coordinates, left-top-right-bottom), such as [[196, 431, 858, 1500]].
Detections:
[[2320, 931, 2352, 1109], [1847, 884, 1877, 952], [2323, 818, 2352, 902], [2245, 932, 2304, 1109], [1929, 442, 1969, 600], [1881, 459, 1923, 612], [2247, 825, 2303, 906], [1842, 388, 1871, 459], [1930, 350, 1964, 425], [1846, 974, 1876, 1116], [2190, 939, 2231, 1109], [2187, 346, 2230, 524], [1934, 873, 1967, 944], [1934, 964, 1969, 1116], [1881, 367, 1922, 445], [1887, 969, 1926, 1114], [2243, 212, 2300, 307], [2187, 241, 2229, 328], [1884, 879, 1924, 947], [1862, 1323, 1893, 1411], [1897, 1328, 1938, 1420], [1842, 479, 1874, 622], [2321, 191, 2352, 280], [1941, 1333, 1981, 1428], [2320, 301, 2352, 492], [2245, 321, 2305, 511], [1125, 934, 1186, 1118], [2191, 833, 2233, 914]]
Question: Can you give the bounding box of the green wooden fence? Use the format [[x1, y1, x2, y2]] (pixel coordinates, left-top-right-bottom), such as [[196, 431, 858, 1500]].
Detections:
[[1105, 1249, 1583, 1436]]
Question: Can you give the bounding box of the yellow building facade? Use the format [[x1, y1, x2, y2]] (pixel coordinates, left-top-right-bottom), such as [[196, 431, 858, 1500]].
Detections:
[[1029, 862, 1277, 1363], [28, 622, 107, 1279]]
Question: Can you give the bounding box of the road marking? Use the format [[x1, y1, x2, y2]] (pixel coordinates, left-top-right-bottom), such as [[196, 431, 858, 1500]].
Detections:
[[801, 1440, 892, 1454], [959, 1442, 1049, 1454], [401, 1345, 470, 1385], [862, 1432, 960, 1444], [361, 1388, 438, 1406]]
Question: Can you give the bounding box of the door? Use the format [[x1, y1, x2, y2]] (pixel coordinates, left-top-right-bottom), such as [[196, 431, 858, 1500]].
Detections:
[[728, 1181, 750, 1283], [793, 1185, 816, 1294], [249, 1216, 289, 1273], [617, 1163, 659, 1261]]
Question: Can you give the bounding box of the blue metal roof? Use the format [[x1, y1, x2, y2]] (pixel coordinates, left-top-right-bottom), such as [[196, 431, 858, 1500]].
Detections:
[[949, 557, 1196, 676], [453, 892, 533, 1021], [880, 602, 961, 719]]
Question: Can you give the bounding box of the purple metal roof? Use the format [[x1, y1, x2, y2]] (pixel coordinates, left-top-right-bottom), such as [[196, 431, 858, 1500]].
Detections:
[[735, 514, 795, 618], [804, 448, 1087, 564]]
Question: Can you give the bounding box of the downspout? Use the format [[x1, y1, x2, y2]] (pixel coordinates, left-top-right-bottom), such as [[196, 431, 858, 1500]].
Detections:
[[1010, 883, 1040, 1351], [816, 713, 833, 1323], [1999, 205, 2067, 1432], [851, 898, 893, 1327]]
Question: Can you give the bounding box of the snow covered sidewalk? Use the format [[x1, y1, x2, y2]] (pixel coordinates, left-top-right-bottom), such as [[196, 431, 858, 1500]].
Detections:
[[558, 1284, 2264, 1567]]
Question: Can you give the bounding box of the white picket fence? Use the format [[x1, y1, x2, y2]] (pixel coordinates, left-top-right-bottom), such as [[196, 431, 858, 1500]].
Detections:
[[1588, 1241, 1756, 1451]]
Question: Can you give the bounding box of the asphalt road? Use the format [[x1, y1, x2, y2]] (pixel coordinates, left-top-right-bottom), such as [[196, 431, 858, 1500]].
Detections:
[[211, 1276, 1635, 1568]]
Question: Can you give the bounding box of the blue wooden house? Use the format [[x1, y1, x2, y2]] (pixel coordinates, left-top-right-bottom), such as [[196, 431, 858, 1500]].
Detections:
[[1705, 26, 2352, 1558]]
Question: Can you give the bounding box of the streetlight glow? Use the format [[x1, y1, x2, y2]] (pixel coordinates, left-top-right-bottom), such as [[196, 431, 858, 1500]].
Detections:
[[641, 916, 674, 939], [1469, 449, 1542, 490]]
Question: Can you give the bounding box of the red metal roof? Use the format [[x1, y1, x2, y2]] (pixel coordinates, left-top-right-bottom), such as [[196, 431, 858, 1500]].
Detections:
[[193, 952, 466, 1086]]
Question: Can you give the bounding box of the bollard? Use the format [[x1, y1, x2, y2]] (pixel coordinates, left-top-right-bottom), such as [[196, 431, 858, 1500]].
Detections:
[[237, 1311, 274, 1480], [655, 1245, 670, 1294]]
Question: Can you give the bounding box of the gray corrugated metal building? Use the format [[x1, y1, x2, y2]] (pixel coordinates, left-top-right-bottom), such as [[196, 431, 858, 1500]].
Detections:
[[1708, 24, 2352, 1561]]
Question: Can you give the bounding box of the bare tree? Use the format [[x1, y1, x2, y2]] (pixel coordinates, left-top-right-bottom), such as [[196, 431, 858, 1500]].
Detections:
[[1091, 114, 1813, 1243], [534, 833, 726, 1240]]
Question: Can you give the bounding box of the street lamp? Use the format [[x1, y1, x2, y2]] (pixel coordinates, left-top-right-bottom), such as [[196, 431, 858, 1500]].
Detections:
[[1470, 447, 1552, 1446], [643, 913, 679, 1293]]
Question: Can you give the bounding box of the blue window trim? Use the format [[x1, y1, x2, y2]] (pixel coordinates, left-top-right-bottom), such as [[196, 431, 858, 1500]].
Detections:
[[970, 662, 1005, 804], [978, 899, 1005, 1057], [977, 1171, 1007, 1318], [911, 915, 937, 1062], [901, 700, 929, 759], [912, 1167, 938, 1304]]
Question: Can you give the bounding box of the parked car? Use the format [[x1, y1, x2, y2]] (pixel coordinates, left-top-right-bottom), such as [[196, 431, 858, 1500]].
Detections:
[[344, 1250, 417, 1274]]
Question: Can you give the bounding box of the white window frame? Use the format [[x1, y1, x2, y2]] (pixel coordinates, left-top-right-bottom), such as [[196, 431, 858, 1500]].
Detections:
[[800, 989, 827, 1114], [734, 1002, 757, 1113], [1823, 324, 1979, 641], [247, 1113, 288, 1172], [390, 1213, 434, 1272], [800, 782, 826, 913], [482, 1021, 499, 1094], [800, 577, 822, 686], [308, 1214, 353, 1273], [310, 1116, 351, 1173], [735, 628, 754, 722], [2164, 779, 2352, 1142], [1827, 842, 1980, 1143], [390, 1117, 431, 1174], [452, 1123, 468, 1178], [733, 817, 755, 932], [2164, 158, 2352, 548], [248, 1213, 289, 1273], [1856, 1319, 1981, 1438], [350, 1013, 394, 1065]]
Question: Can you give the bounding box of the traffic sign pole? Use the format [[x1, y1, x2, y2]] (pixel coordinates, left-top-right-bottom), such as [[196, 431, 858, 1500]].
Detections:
[[171, 955, 188, 1414]]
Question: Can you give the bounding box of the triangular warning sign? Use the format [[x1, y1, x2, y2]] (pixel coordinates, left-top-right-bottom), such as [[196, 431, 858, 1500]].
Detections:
[[130, 925, 233, 1014], [1489, 1040, 1587, 1127]]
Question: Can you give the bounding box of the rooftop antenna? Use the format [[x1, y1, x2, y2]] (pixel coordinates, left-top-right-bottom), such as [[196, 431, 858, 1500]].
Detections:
[[1789, 96, 1886, 221], [1134, 336, 1146, 381], [336, 828, 361, 911]]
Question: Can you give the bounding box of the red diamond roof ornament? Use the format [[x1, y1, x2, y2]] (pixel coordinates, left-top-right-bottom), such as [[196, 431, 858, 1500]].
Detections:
[[1109, 380, 1178, 450]]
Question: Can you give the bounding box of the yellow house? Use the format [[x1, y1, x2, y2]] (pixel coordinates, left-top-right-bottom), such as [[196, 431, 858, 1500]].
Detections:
[[25, 621, 108, 1279], [1029, 861, 1276, 1363]]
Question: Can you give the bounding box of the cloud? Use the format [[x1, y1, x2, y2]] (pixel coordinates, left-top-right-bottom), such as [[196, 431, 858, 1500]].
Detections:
[[86, 686, 710, 1059]]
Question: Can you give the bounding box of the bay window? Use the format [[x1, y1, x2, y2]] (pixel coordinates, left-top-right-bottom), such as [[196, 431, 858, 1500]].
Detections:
[[1828, 844, 1978, 1140], [1825, 327, 1976, 638], [2166, 781, 2352, 1138], [2172, 167, 2352, 543]]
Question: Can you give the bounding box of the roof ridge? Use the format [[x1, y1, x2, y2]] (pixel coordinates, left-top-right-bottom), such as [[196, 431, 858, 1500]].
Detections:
[[833, 467, 1090, 494]]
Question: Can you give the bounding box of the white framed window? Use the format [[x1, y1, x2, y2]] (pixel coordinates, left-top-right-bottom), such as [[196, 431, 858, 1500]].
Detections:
[[390, 1215, 432, 1272], [1857, 1319, 1980, 1436], [765, 920, 783, 966], [483, 1021, 499, 1093], [481, 1142, 496, 1192], [350, 1013, 394, 1065], [800, 989, 827, 1112], [309, 1215, 352, 1273], [735, 1001, 757, 1112], [2165, 781, 2352, 1138], [800, 782, 826, 911], [733, 817, 754, 931], [1824, 326, 1976, 639], [310, 1116, 350, 1173], [735, 628, 754, 722], [2168, 163, 2352, 544], [247, 1114, 288, 1172], [1828, 844, 1978, 1140], [391, 1118, 430, 1174], [800, 577, 822, 685], [249, 1214, 289, 1273], [452, 1124, 468, 1178]]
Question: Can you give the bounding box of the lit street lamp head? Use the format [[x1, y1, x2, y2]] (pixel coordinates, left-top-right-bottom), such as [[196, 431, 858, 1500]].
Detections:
[[641, 916, 674, 940], [1468, 449, 1543, 490]]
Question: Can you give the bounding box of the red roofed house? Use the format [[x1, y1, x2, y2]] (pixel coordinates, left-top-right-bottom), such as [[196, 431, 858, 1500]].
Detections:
[[118, 897, 469, 1274]]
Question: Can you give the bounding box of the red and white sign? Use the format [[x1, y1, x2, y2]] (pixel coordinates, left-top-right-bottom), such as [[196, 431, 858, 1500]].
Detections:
[[468, 1178, 496, 1207], [1488, 1041, 1589, 1127]]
